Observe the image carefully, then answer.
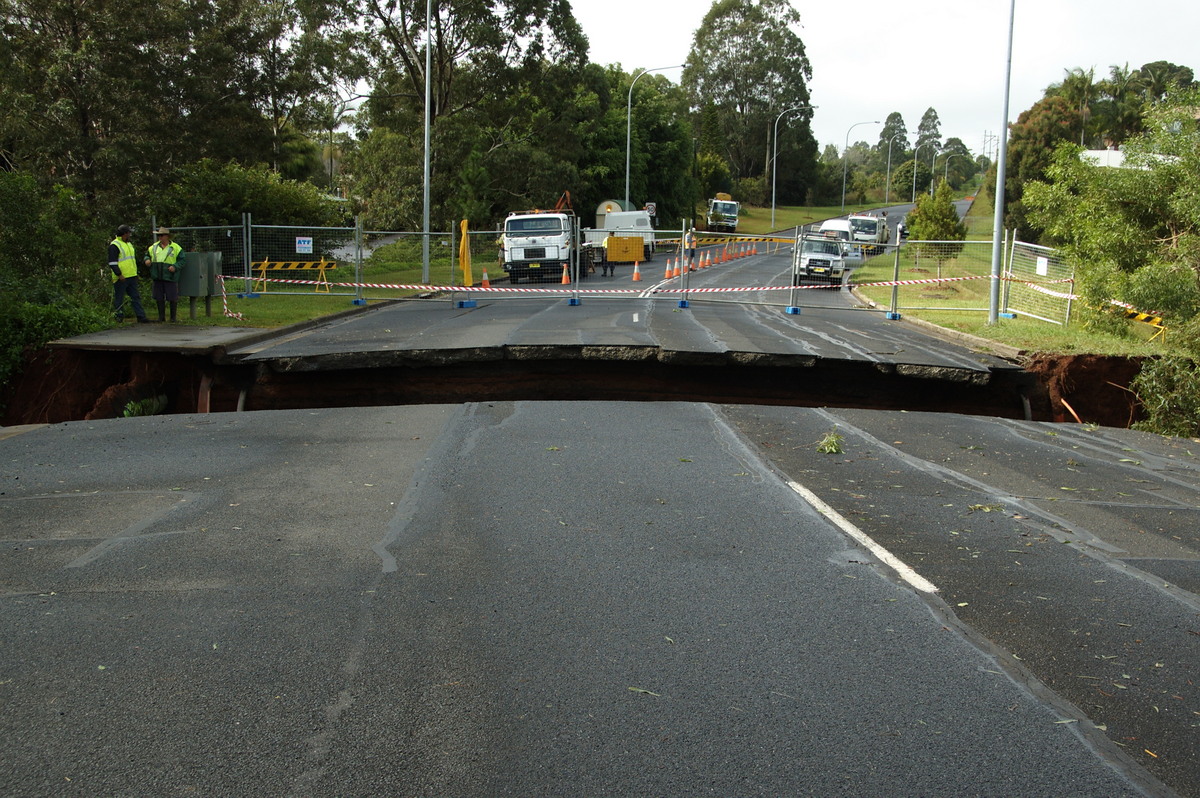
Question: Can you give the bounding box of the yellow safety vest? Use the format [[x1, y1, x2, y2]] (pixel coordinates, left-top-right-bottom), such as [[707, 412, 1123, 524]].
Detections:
[[147, 240, 182, 265], [110, 237, 138, 281]]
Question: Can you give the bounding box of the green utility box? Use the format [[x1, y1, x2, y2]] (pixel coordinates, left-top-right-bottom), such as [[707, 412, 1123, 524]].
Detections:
[[180, 252, 220, 318]]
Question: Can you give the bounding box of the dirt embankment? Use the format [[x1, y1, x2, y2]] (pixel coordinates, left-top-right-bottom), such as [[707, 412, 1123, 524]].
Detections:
[[1, 347, 1146, 428], [1023, 353, 1144, 428]]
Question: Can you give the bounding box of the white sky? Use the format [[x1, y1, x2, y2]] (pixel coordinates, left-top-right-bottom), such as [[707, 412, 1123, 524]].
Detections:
[[569, 0, 1199, 158]]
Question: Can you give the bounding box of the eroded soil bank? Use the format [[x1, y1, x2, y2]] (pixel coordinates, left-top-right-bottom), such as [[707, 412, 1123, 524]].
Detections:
[[0, 346, 1144, 428]]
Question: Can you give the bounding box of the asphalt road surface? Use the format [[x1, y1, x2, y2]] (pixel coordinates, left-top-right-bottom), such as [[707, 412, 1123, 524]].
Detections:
[[2, 401, 1193, 797]]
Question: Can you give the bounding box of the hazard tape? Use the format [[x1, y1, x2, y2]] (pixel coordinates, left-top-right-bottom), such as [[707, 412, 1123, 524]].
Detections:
[[220, 273, 1171, 325], [214, 275, 246, 320]]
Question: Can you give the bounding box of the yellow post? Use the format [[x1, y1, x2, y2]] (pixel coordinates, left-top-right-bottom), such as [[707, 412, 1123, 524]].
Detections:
[[459, 219, 474, 286]]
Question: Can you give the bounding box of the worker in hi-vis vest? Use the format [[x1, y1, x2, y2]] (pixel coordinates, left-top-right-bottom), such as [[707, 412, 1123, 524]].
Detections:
[[109, 224, 149, 323], [145, 227, 186, 322]]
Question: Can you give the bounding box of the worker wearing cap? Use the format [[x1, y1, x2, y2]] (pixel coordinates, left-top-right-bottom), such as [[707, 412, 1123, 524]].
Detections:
[[144, 227, 186, 322], [109, 225, 149, 323]]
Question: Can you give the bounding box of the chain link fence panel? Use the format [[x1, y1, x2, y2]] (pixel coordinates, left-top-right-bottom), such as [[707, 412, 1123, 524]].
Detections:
[[1005, 240, 1076, 325]]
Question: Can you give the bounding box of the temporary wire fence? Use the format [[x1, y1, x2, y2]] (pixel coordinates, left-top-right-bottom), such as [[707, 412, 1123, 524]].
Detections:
[[152, 215, 1090, 330]]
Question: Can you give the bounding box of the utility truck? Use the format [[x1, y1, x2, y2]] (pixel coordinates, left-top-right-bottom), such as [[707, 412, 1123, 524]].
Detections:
[[848, 212, 890, 254], [706, 193, 740, 233], [499, 193, 585, 284], [584, 200, 656, 263]]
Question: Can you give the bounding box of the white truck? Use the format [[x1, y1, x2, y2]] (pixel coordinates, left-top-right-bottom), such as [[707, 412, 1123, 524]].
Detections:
[[500, 208, 582, 284], [583, 202, 656, 263], [706, 193, 740, 233], [847, 212, 890, 254]]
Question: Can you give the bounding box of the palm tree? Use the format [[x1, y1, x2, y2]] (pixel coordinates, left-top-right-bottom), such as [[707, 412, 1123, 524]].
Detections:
[[1057, 67, 1100, 146], [1096, 64, 1144, 147]]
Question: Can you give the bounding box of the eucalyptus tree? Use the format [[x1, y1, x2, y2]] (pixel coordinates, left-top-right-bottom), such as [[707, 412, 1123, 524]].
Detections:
[[346, 0, 592, 227], [682, 0, 815, 198], [914, 107, 942, 154]]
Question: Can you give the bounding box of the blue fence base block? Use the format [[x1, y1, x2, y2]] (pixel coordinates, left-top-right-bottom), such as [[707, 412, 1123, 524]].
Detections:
[[999, 312, 1017, 319], [567, 297, 581, 306], [351, 298, 368, 306], [236, 293, 261, 299], [885, 312, 902, 320], [784, 306, 801, 315], [677, 300, 689, 308], [456, 299, 478, 309]]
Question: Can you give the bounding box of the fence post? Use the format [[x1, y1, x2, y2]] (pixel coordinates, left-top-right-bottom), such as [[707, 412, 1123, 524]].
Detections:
[[886, 242, 902, 320], [242, 212, 254, 295], [353, 215, 366, 306]]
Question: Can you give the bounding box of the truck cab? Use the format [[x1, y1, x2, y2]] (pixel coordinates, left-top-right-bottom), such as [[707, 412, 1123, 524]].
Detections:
[[706, 193, 740, 233], [848, 212, 890, 254], [794, 236, 850, 286], [500, 210, 577, 283]]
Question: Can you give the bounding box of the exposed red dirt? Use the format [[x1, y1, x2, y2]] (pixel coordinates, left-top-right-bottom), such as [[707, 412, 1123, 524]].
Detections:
[[1023, 353, 1144, 428]]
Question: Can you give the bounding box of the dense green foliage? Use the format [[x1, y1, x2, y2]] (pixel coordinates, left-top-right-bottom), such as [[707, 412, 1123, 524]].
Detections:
[[1023, 87, 1200, 435]]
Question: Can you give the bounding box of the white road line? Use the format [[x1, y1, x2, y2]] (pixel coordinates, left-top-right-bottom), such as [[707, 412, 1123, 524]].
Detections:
[[786, 479, 939, 594]]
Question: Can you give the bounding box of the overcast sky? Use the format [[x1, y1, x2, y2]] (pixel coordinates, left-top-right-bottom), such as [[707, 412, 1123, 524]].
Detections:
[[570, 0, 1198, 158]]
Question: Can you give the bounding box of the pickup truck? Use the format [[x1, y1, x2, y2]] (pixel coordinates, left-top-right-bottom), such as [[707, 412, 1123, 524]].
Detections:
[[794, 237, 850, 286]]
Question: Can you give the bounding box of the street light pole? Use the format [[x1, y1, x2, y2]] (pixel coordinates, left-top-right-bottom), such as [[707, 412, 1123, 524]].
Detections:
[[929, 146, 944, 196], [989, 0, 1016, 324], [626, 65, 683, 207], [911, 141, 936, 203], [884, 130, 911, 205], [942, 152, 967, 184], [421, 0, 432, 282], [771, 105, 816, 229], [841, 120, 880, 211]]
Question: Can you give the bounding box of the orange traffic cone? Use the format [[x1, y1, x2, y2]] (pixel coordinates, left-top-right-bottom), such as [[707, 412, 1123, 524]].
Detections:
[[561, 263, 570, 284], [672, 258, 681, 278], [664, 258, 674, 279], [481, 268, 491, 288], [632, 261, 642, 281]]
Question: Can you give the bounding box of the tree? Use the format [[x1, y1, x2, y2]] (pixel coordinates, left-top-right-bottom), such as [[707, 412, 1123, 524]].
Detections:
[[875, 112, 910, 174], [682, 0, 814, 187], [1023, 86, 1200, 319], [935, 137, 975, 190], [1133, 61, 1195, 103], [1094, 63, 1145, 146], [153, 160, 346, 227], [1047, 67, 1100, 146], [914, 107, 942, 154], [906, 180, 966, 267], [1001, 94, 1080, 239], [357, 0, 588, 128], [1023, 86, 1200, 436]]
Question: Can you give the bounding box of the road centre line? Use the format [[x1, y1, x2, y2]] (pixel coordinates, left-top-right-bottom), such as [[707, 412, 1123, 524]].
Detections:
[[785, 479, 939, 594]]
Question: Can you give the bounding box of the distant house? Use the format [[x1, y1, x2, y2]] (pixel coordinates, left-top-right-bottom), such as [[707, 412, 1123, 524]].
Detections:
[[1081, 149, 1127, 168]]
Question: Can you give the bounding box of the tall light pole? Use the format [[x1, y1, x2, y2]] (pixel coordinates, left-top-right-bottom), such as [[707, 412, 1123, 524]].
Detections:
[[941, 152, 967, 185], [989, 0, 1016, 324], [884, 131, 911, 205], [771, 105, 816, 229], [911, 140, 936, 203], [421, 0, 432, 282], [929, 146, 944, 196], [841, 120, 879, 211], [626, 65, 683, 207]]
